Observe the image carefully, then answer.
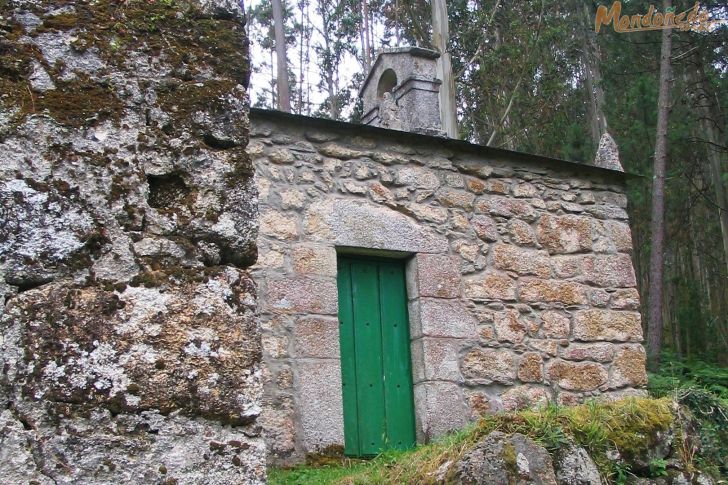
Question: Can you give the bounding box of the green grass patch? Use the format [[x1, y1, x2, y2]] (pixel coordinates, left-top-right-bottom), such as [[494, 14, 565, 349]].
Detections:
[[268, 460, 370, 485], [270, 397, 676, 484]]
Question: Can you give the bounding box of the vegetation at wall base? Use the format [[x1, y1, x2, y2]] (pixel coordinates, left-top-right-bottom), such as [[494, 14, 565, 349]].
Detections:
[[648, 352, 728, 402], [270, 393, 727, 484], [648, 354, 728, 478]]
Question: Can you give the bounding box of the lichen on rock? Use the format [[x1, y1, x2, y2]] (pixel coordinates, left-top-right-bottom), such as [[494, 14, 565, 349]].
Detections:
[[0, 0, 264, 482]]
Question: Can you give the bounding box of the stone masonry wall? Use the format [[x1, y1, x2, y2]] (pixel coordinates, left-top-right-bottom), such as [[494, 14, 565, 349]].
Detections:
[[250, 110, 647, 464], [0, 1, 265, 483]]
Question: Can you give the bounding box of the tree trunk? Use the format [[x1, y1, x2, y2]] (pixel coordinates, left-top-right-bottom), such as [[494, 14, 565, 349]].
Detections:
[[647, 0, 673, 371], [362, 0, 372, 69], [297, 0, 305, 114], [272, 0, 291, 111], [431, 0, 458, 138], [692, 61, 728, 276], [579, 0, 608, 146]]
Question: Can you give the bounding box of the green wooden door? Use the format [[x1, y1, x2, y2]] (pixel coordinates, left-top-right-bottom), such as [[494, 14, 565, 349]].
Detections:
[[337, 256, 416, 457]]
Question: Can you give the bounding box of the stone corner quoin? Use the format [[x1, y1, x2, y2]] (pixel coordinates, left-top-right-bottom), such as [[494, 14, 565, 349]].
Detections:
[[251, 111, 647, 464], [0, 1, 265, 484]]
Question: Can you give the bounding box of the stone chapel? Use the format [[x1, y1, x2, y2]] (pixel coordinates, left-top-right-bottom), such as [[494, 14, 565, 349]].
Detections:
[[250, 47, 646, 464]]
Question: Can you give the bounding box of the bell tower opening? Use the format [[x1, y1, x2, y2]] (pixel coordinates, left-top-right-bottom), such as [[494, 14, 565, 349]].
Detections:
[[377, 69, 398, 98]]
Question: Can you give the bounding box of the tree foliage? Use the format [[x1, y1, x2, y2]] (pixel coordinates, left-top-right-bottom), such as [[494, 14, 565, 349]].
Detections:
[[248, 0, 728, 362]]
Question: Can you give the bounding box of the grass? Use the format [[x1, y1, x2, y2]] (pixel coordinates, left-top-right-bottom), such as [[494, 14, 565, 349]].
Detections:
[[267, 461, 370, 485], [270, 397, 676, 484]]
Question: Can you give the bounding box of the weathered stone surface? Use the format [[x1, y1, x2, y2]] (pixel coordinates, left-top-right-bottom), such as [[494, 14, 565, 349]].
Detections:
[[266, 277, 338, 314], [415, 254, 461, 298], [471, 214, 499, 241], [296, 360, 345, 451], [467, 391, 494, 417], [304, 199, 449, 253], [597, 219, 633, 252], [585, 204, 628, 220], [453, 239, 481, 263], [465, 272, 517, 301], [465, 177, 486, 194], [609, 345, 648, 388], [550, 256, 582, 279], [518, 353, 544, 383], [369, 182, 395, 204], [407, 202, 448, 224], [581, 254, 637, 288], [508, 219, 537, 246], [476, 195, 537, 221], [513, 182, 538, 198], [261, 406, 297, 457], [261, 210, 300, 240], [318, 142, 365, 159], [2, 272, 260, 423], [1, 274, 265, 483], [254, 246, 285, 270], [557, 391, 585, 407], [436, 187, 475, 209], [541, 311, 571, 338], [610, 288, 641, 310], [343, 180, 367, 194], [0, 0, 265, 481], [546, 360, 608, 391], [555, 444, 602, 485], [493, 245, 551, 278], [537, 214, 592, 254], [395, 166, 440, 189], [560, 343, 616, 363], [263, 334, 289, 358], [412, 338, 463, 382], [456, 432, 557, 485], [462, 348, 515, 384], [0, 179, 98, 287], [500, 386, 551, 411], [0, 409, 53, 484], [293, 317, 340, 358], [573, 310, 643, 342], [528, 339, 559, 357], [414, 382, 468, 440], [593, 132, 624, 171], [519, 278, 589, 305], [280, 188, 307, 209], [414, 298, 478, 339], [485, 179, 510, 194], [494, 308, 528, 343], [291, 245, 337, 276], [268, 147, 296, 164], [597, 387, 648, 402]]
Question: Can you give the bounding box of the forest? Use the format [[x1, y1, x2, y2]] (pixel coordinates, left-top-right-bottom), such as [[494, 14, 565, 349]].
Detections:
[[248, 0, 728, 373]]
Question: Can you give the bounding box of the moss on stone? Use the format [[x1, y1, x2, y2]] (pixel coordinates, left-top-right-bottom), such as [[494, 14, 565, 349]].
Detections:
[[1, 0, 249, 129], [35, 79, 124, 127], [502, 441, 518, 483], [41, 12, 79, 31]]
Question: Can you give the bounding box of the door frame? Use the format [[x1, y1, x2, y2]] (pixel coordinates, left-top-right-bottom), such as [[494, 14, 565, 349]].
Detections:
[[336, 254, 417, 457]]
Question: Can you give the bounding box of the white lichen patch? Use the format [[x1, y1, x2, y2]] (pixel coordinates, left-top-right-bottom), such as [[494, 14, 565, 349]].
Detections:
[[0, 179, 95, 280], [117, 286, 171, 336], [78, 341, 130, 396], [516, 452, 531, 475]]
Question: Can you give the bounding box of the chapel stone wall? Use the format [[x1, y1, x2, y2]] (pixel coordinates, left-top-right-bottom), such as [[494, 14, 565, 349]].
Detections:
[[250, 110, 646, 465]]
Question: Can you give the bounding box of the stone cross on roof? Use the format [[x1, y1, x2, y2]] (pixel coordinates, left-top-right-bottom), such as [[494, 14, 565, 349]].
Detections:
[[593, 133, 624, 171]]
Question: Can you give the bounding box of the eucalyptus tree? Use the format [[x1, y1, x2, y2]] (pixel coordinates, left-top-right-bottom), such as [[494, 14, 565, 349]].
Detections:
[[272, 0, 292, 110]]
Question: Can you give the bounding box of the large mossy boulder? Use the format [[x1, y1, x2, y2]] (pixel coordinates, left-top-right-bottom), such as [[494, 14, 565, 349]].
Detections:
[[456, 431, 557, 485], [0, 0, 264, 483]]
